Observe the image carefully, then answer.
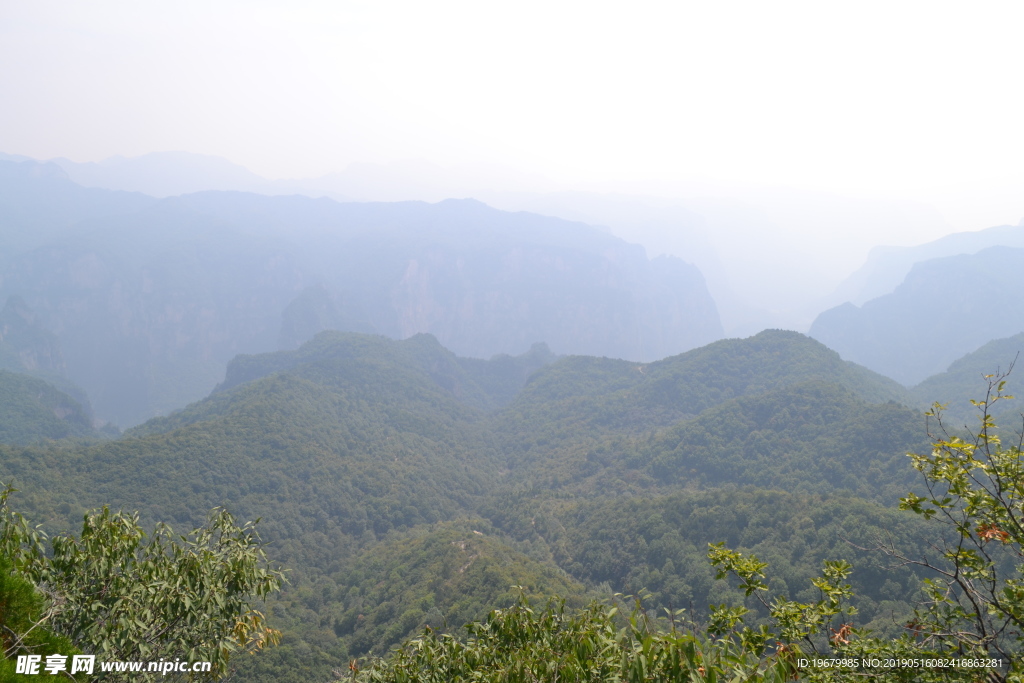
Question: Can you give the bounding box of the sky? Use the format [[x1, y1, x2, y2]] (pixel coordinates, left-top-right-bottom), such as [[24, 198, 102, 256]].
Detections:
[[4, 1, 1023, 195], [2, 0, 1024, 330]]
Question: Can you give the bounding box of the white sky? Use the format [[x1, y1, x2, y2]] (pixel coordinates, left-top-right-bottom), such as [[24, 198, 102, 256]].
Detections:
[[3, 1, 1023, 195], [2, 0, 1024, 331]]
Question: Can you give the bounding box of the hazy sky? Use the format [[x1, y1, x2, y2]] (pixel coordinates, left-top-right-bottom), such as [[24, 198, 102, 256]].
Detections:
[[3, 0, 1024, 332], [3, 1, 1023, 199]]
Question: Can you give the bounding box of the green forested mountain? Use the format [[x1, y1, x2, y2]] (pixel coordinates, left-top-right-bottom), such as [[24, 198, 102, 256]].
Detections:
[[0, 329, 956, 681], [485, 379, 925, 502], [0, 370, 96, 444], [207, 330, 556, 413], [0, 332, 567, 680], [486, 330, 916, 496], [501, 329, 908, 437], [639, 381, 924, 500], [910, 330, 1024, 428]]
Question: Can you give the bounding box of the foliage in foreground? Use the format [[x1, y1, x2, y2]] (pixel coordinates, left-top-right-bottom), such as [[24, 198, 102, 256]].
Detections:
[[0, 483, 284, 681], [356, 594, 799, 683], [0, 554, 83, 681], [896, 372, 1024, 667], [355, 558, 992, 683]]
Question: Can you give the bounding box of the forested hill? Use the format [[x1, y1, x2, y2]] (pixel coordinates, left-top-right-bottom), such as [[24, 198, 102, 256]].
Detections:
[[212, 331, 556, 411], [485, 330, 916, 488], [0, 370, 97, 444], [504, 329, 909, 432], [0, 329, 958, 681], [910, 330, 1024, 427]]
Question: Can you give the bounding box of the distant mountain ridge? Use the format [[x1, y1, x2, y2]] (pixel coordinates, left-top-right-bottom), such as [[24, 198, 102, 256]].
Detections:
[[810, 245, 1024, 385], [826, 219, 1024, 307], [0, 295, 94, 407], [7, 149, 971, 339], [0, 162, 722, 425], [0, 159, 156, 256], [0, 296, 65, 376], [49, 151, 284, 198]]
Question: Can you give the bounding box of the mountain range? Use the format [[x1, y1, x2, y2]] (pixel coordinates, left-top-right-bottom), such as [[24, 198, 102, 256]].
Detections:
[[810, 246, 1024, 385], [4, 148, 1024, 681], [6, 151, 1024, 422], [3, 150, 976, 337], [0, 327, 982, 680], [825, 219, 1024, 307], [0, 160, 722, 427]]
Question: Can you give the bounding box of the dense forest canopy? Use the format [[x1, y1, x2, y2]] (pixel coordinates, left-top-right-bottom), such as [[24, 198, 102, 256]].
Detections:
[[3, 326, 1019, 680]]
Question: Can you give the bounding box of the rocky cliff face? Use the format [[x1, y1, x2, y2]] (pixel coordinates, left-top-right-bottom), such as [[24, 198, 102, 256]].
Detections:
[[0, 295, 66, 375], [0, 295, 96, 417], [283, 198, 724, 363], [373, 239, 719, 362], [0, 206, 314, 426]]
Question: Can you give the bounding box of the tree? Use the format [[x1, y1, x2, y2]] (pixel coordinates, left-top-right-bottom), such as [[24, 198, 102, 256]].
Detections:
[[706, 546, 971, 682], [897, 369, 1024, 668], [0, 483, 284, 680], [0, 553, 83, 681], [356, 593, 799, 683], [705, 370, 1024, 681]]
